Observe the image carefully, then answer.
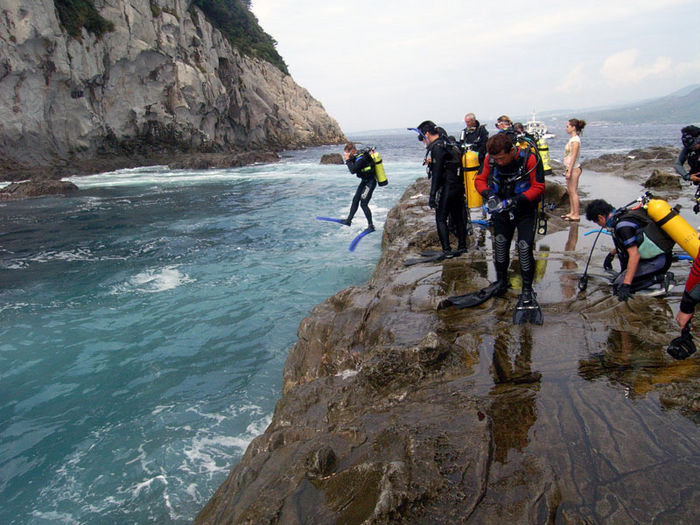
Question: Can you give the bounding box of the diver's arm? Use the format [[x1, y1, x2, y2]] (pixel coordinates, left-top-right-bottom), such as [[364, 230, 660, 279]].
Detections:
[[675, 148, 689, 179], [474, 155, 491, 196], [623, 245, 641, 285], [678, 253, 700, 327]]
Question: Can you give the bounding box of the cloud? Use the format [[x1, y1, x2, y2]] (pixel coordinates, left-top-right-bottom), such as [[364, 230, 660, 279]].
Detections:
[[601, 49, 672, 85], [557, 64, 587, 93]]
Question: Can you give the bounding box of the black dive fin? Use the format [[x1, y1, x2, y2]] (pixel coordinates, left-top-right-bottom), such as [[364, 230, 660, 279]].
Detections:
[[438, 281, 503, 310], [404, 253, 446, 267], [513, 292, 543, 325]]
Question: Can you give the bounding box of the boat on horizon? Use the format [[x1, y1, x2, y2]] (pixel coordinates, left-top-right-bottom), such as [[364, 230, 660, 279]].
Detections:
[[524, 112, 555, 140]]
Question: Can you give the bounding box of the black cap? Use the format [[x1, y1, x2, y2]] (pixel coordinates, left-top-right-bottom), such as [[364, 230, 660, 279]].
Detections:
[[417, 120, 438, 135]]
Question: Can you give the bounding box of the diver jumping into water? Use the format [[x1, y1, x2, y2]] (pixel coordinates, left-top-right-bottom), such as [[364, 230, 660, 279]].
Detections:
[[342, 142, 376, 231]]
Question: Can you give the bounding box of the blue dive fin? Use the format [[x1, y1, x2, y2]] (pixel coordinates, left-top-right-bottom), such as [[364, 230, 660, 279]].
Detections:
[[349, 228, 374, 252], [316, 216, 347, 225]]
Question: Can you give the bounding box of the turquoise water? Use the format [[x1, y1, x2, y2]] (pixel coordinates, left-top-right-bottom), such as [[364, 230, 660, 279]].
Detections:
[[0, 144, 422, 523], [0, 124, 684, 523]]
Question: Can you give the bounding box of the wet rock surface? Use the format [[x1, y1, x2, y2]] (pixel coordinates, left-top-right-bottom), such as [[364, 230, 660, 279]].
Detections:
[[581, 145, 679, 178], [196, 149, 700, 523], [0, 179, 79, 200]]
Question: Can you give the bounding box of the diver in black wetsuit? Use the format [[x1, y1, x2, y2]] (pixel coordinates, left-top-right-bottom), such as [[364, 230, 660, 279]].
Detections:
[[674, 125, 700, 183], [342, 142, 376, 231], [415, 120, 468, 257]]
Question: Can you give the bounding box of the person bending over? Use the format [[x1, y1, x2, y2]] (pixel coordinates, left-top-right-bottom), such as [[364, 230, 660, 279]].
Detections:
[[585, 199, 674, 301]]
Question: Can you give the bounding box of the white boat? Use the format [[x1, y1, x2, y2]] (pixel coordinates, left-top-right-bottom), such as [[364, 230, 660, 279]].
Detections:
[[524, 112, 555, 140]]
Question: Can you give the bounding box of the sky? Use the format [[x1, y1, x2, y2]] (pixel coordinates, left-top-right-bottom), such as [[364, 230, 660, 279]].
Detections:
[[250, 0, 700, 133]]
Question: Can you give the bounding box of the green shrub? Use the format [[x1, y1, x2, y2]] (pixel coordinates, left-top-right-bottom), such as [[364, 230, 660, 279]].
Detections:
[[191, 0, 288, 75], [54, 0, 115, 40]]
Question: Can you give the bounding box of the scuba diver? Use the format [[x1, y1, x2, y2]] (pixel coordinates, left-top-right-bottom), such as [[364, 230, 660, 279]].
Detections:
[[584, 199, 674, 301], [674, 125, 700, 183], [474, 132, 545, 324], [412, 120, 468, 257], [459, 112, 489, 169], [341, 142, 376, 231], [668, 251, 700, 360], [677, 252, 700, 330]]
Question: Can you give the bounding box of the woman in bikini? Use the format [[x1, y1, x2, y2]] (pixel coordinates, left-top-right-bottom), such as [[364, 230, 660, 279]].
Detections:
[[562, 118, 586, 221]]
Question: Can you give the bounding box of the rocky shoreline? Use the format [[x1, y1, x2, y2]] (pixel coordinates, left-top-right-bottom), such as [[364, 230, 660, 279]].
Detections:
[[194, 147, 700, 524]]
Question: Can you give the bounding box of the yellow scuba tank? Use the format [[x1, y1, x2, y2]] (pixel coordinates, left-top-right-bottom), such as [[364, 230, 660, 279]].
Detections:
[[461, 150, 482, 208], [646, 198, 700, 258], [370, 151, 388, 186], [536, 137, 552, 175]]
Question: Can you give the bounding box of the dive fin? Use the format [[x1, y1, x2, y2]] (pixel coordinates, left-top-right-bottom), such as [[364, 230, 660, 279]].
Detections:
[[513, 291, 543, 325], [438, 281, 506, 309], [316, 216, 349, 225], [404, 252, 446, 266], [348, 228, 374, 252]]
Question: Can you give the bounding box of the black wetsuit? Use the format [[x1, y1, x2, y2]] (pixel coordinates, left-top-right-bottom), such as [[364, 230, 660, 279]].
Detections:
[[674, 145, 700, 181], [426, 138, 467, 252], [345, 151, 377, 227], [611, 210, 673, 291], [460, 122, 489, 169]]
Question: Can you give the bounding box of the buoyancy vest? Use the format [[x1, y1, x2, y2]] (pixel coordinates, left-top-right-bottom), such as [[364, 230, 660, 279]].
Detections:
[[352, 151, 376, 179], [425, 138, 462, 185], [612, 207, 675, 259], [487, 147, 538, 199], [686, 147, 700, 173]]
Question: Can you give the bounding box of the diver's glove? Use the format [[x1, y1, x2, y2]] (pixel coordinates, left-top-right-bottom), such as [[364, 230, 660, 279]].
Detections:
[[429, 195, 437, 209], [603, 252, 615, 271], [616, 283, 632, 302], [486, 195, 512, 214]]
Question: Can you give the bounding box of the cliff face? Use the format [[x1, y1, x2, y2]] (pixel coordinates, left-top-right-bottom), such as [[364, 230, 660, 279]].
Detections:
[[0, 0, 345, 177]]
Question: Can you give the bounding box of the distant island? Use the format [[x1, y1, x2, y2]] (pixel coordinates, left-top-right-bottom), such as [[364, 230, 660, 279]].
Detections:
[[520, 84, 700, 125]]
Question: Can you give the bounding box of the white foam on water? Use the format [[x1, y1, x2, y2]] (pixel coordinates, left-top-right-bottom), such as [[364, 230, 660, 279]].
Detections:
[[110, 266, 194, 294], [65, 163, 345, 189]]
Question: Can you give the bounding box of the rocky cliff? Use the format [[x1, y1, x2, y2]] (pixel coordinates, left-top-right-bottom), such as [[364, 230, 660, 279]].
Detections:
[[195, 154, 700, 523], [0, 0, 345, 180]]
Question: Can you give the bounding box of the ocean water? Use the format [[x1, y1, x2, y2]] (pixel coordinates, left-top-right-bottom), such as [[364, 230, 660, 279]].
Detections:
[[0, 123, 686, 523]]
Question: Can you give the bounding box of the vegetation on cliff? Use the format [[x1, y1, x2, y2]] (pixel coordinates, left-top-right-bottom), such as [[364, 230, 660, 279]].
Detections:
[[53, 0, 115, 40], [191, 0, 289, 74], [53, 0, 288, 74]]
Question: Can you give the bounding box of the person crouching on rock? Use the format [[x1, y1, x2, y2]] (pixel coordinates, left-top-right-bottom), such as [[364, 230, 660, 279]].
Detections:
[[415, 120, 468, 257], [475, 133, 545, 323], [585, 199, 674, 301], [342, 142, 376, 231]]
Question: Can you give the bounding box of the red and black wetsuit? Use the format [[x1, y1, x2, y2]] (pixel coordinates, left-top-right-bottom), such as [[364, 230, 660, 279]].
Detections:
[[680, 253, 700, 314], [475, 148, 544, 290]]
